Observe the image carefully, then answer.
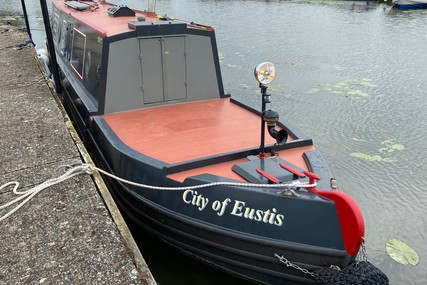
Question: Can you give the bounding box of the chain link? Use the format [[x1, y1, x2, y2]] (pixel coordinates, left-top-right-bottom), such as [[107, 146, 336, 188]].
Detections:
[[356, 237, 368, 262], [274, 253, 314, 277]]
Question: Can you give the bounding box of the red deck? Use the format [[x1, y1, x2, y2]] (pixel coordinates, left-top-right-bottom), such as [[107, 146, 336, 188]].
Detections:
[[102, 99, 313, 181]]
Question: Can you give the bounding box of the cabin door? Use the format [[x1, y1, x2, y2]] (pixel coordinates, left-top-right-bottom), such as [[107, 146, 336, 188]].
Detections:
[[139, 37, 187, 104]]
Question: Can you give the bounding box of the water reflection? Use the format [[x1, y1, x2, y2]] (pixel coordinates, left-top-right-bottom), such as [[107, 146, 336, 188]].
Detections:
[[1, 1, 426, 284]]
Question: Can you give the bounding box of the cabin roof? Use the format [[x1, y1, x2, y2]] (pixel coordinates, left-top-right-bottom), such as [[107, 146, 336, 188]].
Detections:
[[52, 0, 211, 37]]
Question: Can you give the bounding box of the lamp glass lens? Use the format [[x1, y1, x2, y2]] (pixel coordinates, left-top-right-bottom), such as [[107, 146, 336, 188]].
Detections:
[[254, 62, 276, 84]]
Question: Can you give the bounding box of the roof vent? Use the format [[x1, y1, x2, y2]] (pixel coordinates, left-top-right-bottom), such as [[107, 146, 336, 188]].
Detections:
[[107, 6, 135, 17], [64, 1, 91, 11]]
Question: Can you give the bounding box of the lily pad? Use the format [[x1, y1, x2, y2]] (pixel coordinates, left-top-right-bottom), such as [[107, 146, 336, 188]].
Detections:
[[367, 155, 382, 161], [351, 137, 366, 142], [386, 239, 419, 266], [306, 88, 321, 94], [379, 142, 405, 153], [350, 152, 366, 158], [383, 157, 398, 163], [390, 144, 405, 151], [350, 153, 383, 162]]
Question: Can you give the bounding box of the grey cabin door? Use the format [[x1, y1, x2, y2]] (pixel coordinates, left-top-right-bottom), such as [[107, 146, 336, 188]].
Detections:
[[139, 37, 187, 104]]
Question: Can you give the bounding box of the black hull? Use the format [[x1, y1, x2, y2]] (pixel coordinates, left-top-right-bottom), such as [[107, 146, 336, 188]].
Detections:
[[80, 119, 352, 285], [107, 181, 350, 285], [53, 65, 365, 284]]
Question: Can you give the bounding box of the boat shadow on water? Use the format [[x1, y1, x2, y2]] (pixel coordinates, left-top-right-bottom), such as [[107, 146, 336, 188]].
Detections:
[[125, 216, 251, 285]]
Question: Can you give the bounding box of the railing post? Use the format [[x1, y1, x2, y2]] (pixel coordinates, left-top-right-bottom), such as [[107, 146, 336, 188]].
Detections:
[[20, 0, 33, 43], [39, 0, 62, 94]]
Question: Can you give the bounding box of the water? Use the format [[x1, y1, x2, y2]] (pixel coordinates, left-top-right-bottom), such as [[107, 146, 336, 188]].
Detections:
[[2, 1, 426, 284]]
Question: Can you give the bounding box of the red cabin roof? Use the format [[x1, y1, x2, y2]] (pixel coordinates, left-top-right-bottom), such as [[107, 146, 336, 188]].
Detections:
[[52, 0, 213, 37]]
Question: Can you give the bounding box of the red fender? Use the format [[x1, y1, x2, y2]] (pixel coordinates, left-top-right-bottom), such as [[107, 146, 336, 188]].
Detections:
[[305, 171, 365, 256]]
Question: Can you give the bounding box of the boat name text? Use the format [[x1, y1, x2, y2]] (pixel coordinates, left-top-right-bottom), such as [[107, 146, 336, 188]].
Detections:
[[182, 190, 284, 226]]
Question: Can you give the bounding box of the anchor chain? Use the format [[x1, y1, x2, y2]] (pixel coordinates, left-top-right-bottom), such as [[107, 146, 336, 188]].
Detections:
[[356, 238, 368, 262], [274, 253, 314, 277]]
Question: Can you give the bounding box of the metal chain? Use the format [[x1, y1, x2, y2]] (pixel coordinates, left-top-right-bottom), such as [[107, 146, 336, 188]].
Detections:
[[356, 238, 368, 262], [274, 253, 314, 277]]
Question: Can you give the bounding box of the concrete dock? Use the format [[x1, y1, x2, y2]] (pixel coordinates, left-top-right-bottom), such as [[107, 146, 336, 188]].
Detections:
[[0, 24, 156, 285]]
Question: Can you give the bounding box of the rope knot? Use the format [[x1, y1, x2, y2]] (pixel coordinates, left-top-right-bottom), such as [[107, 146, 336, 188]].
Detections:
[[81, 164, 94, 175]]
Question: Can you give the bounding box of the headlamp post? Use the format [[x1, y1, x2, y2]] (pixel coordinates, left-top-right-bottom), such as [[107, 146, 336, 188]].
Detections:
[[254, 62, 276, 158], [259, 83, 269, 157]]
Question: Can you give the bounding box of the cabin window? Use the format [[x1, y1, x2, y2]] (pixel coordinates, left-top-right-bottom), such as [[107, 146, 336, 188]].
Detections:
[[58, 20, 69, 57], [52, 13, 60, 43], [70, 28, 86, 78]]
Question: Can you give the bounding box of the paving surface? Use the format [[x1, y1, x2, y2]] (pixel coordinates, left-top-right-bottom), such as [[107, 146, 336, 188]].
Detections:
[[0, 24, 156, 285]]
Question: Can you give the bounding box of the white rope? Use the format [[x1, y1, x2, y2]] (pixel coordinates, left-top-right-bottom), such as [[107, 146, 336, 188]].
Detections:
[[88, 164, 316, 191], [0, 165, 91, 222], [1, 163, 316, 222]]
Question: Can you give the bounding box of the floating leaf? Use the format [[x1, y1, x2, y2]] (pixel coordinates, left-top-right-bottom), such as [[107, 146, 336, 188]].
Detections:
[[379, 142, 405, 153], [347, 89, 360, 95], [350, 152, 369, 159], [350, 153, 382, 162], [386, 239, 419, 266], [351, 137, 366, 142], [390, 144, 405, 151], [335, 82, 348, 88], [360, 81, 378, 88], [307, 78, 377, 98], [378, 147, 393, 153], [383, 157, 398, 163], [368, 155, 382, 161], [226, 64, 237, 68], [307, 88, 321, 94]]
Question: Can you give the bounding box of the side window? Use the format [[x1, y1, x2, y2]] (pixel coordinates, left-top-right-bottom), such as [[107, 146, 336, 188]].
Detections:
[[52, 13, 60, 43], [59, 20, 69, 57], [70, 28, 86, 78]]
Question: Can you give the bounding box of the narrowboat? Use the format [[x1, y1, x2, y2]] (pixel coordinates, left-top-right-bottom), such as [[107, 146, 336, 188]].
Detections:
[[49, 0, 365, 284]]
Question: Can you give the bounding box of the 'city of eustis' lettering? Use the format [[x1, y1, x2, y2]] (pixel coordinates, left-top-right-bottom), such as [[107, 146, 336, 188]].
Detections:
[[182, 190, 285, 227], [230, 200, 284, 226]]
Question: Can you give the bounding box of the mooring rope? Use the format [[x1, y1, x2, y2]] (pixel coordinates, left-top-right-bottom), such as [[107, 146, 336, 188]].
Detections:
[[89, 164, 316, 191], [0, 164, 91, 222], [0, 163, 316, 222]]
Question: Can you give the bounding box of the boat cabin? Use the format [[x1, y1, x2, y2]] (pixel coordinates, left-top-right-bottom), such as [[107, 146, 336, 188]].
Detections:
[[51, 0, 225, 116]]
